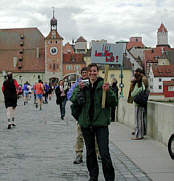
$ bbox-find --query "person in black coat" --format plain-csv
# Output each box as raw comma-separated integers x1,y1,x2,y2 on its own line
55,80,68,120
111,78,119,122
2,72,19,129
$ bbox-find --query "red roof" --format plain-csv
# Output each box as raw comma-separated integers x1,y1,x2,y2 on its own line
126,37,145,50
63,53,85,64
126,42,145,50
76,36,87,43
152,65,174,77
163,81,174,86
63,42,74,54
158,23,167,33
144,46,171,63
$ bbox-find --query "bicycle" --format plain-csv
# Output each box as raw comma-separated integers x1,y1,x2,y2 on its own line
168,133,174,160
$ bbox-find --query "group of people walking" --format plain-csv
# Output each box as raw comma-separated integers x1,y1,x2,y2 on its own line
1,64,148,181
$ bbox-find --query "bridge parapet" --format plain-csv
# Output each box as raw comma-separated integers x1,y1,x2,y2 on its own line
118,97,174,146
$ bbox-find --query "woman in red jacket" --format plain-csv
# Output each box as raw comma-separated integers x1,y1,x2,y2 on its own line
2,72,19,129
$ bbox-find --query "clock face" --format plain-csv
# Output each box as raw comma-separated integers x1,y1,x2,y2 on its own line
50,47,58,55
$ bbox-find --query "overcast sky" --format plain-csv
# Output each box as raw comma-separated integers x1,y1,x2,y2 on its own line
0,0,173,47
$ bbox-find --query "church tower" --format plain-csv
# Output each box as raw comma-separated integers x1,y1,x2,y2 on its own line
45,9,63,83
157,23,169,47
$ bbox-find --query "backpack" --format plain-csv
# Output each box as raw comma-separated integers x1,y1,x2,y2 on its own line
133,89,149,107
70,103,82,120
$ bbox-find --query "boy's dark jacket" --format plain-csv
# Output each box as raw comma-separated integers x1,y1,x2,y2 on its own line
70,77,118,128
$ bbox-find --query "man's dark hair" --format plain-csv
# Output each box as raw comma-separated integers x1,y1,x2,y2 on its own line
141,69,145,75
87,63,99,71
81,67,88,74
135,68,142,73
7,72,12,79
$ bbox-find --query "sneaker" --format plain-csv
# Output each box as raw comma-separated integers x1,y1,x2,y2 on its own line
8,124,11,129
131,137,144,140
73,155,83,164
61,116,64,120
12,123,16,127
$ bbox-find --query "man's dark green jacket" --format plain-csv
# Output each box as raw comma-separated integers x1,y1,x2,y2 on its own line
70,78,118,128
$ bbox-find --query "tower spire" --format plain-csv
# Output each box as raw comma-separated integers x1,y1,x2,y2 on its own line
50,7,57,31
52,6,55,18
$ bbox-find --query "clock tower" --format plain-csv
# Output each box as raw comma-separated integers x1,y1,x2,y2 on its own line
45,9,63,83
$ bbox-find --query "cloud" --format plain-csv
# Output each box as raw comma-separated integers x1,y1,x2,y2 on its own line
0,0,173,47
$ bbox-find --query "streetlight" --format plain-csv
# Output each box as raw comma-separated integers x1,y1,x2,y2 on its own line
119,52,127,97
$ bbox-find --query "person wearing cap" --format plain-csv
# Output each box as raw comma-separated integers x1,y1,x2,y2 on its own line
2,72,19,129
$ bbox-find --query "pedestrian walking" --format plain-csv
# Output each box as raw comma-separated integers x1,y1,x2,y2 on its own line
23,81,29,105
70,63,117,181
43,82,49,104
111,78,119,122
2,72,19,129
33,82,37,104
67,67,100,164
130,68,145,140
55,80,68,120
48,82,53,100
34,80,44,110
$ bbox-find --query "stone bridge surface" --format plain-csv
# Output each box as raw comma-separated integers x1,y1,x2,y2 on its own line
0,95,151,181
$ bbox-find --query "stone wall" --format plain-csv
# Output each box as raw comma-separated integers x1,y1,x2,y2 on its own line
118,97,174,146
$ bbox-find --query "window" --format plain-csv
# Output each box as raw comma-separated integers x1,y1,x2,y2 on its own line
48,40,52,44
18,57,23,62
20,34,24,39
53,63,56,70
20,41,24,46
52,31,56,39
19,49,23,54
168,86,174,91
74,65,80,70
159,85,162,89
66,65,72,70
110,74,115,79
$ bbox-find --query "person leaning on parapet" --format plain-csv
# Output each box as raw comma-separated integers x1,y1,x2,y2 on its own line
130,68,145,140
67,67,101,164
140,69,149,135
70,63,117,181
2,72,19,129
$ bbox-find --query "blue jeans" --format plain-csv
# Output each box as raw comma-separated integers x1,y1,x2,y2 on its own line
59,98,66,117
81,126,115,181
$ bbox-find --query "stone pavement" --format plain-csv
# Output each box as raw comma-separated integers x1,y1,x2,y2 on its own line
0,95,152,181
